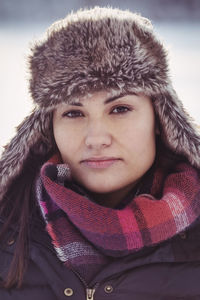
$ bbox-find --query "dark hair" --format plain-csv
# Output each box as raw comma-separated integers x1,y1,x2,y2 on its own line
0,148,54,289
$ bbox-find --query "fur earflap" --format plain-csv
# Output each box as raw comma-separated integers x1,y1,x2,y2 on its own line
0,109,53,201
1,6,200,201
153,89,200,167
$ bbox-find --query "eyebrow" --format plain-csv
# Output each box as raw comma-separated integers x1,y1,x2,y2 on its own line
69,92,132,106
104,93,127,104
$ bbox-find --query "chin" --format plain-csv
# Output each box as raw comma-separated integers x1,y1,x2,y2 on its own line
87,185,116,194
83,178,135,195
78,180,118,194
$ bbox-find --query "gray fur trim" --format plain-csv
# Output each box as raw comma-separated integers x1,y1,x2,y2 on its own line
153,89,200,167
1,6,200,201
0,109,53,201
29,7,168,107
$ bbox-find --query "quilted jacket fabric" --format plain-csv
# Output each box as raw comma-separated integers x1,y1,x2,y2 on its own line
1,214,200,300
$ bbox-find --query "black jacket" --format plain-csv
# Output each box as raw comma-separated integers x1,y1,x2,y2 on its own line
1,214,200,300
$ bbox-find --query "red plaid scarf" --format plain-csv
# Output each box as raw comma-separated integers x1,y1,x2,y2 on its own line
36,155,200,284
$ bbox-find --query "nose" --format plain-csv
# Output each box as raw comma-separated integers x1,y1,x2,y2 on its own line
84,120,112,150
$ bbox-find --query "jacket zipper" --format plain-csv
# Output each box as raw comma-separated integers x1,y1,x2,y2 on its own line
70,267,100,300
86,288,96,300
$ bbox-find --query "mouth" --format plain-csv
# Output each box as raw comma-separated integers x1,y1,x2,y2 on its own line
80,157,121,169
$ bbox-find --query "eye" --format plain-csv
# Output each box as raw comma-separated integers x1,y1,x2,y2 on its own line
62,110,84,118
111,105,132,114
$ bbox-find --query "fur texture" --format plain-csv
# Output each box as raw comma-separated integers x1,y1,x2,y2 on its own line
1,7,200,201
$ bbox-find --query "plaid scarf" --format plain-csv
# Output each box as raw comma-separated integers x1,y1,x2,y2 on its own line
36,155,200,284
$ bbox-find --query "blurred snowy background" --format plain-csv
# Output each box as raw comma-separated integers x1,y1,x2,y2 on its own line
0,0,200,154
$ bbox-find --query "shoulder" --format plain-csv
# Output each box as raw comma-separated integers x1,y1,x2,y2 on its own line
0,212,55,278
0,214,61,299
0,210,54,253
171,216,200,261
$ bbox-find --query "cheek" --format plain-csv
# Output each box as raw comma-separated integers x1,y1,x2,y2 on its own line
138,129,156,167
123,121,155,145
123,121,156,162
53,125,76,163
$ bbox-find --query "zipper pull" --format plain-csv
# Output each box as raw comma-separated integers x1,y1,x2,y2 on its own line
86,288,96,300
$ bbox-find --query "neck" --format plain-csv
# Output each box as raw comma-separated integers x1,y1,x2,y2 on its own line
88,183,139,208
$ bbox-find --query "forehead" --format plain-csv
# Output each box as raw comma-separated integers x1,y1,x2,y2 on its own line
53,92,154,120
54,90,151,112
69,90,126,105
68,89,146,107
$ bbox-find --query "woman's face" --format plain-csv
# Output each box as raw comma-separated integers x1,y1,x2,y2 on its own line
53,91,156,204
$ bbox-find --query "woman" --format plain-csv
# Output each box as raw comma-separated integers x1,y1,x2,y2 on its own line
1,6,200,300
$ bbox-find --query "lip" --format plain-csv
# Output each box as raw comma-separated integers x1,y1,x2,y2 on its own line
80,157,121,169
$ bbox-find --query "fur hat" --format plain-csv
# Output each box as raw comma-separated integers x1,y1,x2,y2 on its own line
1,6,200,201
